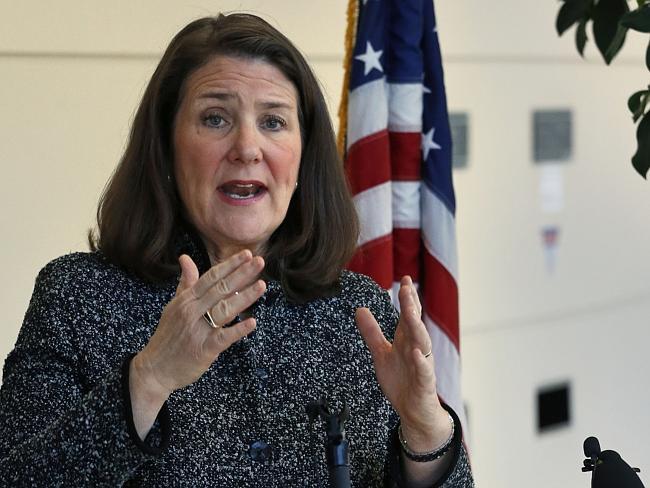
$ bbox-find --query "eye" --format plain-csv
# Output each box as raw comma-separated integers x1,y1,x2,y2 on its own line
202,113,228,128
261,115,287,131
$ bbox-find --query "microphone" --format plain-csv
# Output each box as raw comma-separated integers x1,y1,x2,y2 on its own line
581,436,645,488
584,436,601,461
306,398,351,488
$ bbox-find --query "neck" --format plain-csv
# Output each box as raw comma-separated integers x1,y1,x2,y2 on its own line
203,239,266,266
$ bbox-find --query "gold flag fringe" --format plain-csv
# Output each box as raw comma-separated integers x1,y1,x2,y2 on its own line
336,0,359,160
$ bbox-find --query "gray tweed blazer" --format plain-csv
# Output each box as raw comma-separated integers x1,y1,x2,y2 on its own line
0,233,473,487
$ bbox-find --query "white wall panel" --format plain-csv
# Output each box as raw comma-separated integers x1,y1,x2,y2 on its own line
463,298,650,487
0,56,156,346
436,0,648,62
445,61,650,330
0,1,348,57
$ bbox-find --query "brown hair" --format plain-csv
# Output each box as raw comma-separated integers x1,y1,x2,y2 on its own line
89,13,359,303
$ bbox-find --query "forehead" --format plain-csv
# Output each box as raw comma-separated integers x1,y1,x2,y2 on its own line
181,55,298,104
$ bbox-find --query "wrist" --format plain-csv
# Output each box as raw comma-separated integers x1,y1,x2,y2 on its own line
400,407,453,452
130,353,173,407
399,411,455,463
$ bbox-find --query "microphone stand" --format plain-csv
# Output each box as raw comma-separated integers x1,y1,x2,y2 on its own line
306,398,351,488
581,436,645,488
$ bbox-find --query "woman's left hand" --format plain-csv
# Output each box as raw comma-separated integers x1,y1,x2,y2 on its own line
355,276,451,452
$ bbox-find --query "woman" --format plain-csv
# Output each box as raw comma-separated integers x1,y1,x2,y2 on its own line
0,13,473,487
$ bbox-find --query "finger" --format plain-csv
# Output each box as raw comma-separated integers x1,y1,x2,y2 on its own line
404,276,422,316
196,256,265,309
219,256,265,298
398,280,419,335
207,317,257,352
176,255,200,294
205,279,267,325
199,256,264,306
399,276,422,331
397,280,431,354
192,249,254,298
355,308,392,360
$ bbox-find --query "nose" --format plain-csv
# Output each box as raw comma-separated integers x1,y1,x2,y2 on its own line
227,124,262,164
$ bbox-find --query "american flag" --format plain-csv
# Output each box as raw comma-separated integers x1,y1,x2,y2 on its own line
341,0,466,436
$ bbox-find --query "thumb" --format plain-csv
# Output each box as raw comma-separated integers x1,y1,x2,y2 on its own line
355,307,391,359
176,254,199,293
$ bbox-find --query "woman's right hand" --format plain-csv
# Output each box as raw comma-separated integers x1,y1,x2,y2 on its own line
130,250,265,416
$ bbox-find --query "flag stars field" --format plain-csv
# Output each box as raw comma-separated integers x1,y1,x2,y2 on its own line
421,127,442,160
354,41,384,76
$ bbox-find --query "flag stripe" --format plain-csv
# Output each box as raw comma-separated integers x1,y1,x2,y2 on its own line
348,235,393,289
387,83,423,132
345,131,391,195
392,181,420,228
422,251,459,348
393,228,420,282
354,181,392,246
389,132,421,181
421,184,458,281
347,79,388,149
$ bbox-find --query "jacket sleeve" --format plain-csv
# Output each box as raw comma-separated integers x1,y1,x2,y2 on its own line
386,405,475,488
0,260,171,486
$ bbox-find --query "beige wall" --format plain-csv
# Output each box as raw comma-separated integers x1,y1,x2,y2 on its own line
439,4,650,487
2,1,650,486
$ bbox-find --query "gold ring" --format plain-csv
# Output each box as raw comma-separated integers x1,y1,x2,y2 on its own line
203,311,220,329
423,349,433,359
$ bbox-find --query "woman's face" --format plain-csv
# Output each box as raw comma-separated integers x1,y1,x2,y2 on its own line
173,56,302,259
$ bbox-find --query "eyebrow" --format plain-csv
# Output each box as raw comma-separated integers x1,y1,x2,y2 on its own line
197,92,294,110
198,92,233,101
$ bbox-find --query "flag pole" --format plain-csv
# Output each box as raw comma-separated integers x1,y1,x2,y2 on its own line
337,0,358,159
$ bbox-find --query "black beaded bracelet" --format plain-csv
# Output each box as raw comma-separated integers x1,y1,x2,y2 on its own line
398,413,455,463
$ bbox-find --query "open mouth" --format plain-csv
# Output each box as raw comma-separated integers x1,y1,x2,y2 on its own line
218,181,267,200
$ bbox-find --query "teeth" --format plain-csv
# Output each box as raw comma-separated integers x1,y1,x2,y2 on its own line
221,182,262,199
224,192,256,199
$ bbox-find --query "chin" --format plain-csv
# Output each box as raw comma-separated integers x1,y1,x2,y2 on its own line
218,227,271,249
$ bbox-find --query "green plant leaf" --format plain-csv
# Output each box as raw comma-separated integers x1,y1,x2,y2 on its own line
620,5,650,33
576,18,589,56
604,23,628,63
628,89,647,115
556,0,591,35
646,38,650,70
593,0,630,64
631,112,650,178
